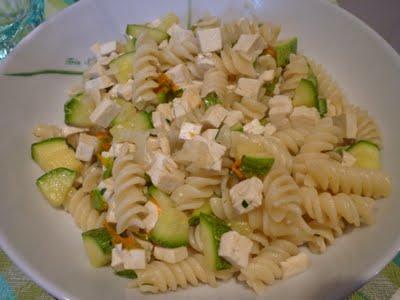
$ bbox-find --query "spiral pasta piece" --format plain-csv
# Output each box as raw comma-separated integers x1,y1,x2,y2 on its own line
299,186,375,227
306,221,345,253
232,96,268,120
159,31,199,67
32,124,61,141
132,34,160,107
307,57,347,116
200,68,228,100
64,188,105,231
346,104,382,147
131,254,232,293
238,239,299,294
209,176,241,221
305,159,391,199
273,127,310,155
112,154,148,233
217,46,257,78
280,54,309,96
171,175,221,211
189,225,203,252
81,163,102,192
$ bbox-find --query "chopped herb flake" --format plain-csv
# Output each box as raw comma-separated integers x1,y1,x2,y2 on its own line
242,200,249,208
204,92,222,109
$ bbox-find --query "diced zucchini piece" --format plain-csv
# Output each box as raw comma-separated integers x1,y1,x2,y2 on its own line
110,111,153,142
115,269,138,279
124,37,136,52
149,208,189,248
31,137,82,172
110,99,136,126
126,24,169,43
274,37,298,67
148,185,174,209
189,202,212,226
199,213,231,270
82,228,113,267
91,189,108,212
292,79,318,108
36,168,76,207
203,92,222,109
230,122,243,132
109,51,135,83
347,140,381,170
318,98,328,117
240,155,275,178
157,13,179,31
64,93,95,128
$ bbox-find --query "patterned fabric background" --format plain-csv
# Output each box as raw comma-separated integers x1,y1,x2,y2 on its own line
0,0,398,299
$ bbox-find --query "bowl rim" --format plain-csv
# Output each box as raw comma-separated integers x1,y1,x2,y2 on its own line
0,0,399,299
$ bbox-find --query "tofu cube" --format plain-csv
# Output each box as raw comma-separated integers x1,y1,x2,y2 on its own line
243,119,264,135
235,78,262,98
233,34,266,58
122,249,147,270
89,99,121,128
166,64,192,88
143,201,160,232
342,151,357,167
197,28,222,53
167,24,194,42
218,231,253,268
263,123,277,136
179,122,202,140
182,88,202,110
333,111,357,139
230,177,263,214
154,246,188,264
172,97,190,118
202,129,219,140
111,244,124,271
259,70,275,82
289,106,320,128
85,75,114,90
281,252,310,279
202,104,228,128
75,133,98,162
223,110,244,127
147,153,185,193
100,41,118,56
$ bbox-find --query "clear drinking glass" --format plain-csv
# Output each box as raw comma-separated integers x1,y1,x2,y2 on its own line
0,0,44,59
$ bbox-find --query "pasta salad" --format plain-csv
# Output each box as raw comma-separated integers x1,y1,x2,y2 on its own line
31,13,391,295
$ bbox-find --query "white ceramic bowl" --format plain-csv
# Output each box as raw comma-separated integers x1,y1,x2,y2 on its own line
0,0,399,299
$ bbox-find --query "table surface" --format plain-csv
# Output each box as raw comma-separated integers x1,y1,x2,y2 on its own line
1,0,399,299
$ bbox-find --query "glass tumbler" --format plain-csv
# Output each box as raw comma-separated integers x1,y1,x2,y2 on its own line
0,0,44,59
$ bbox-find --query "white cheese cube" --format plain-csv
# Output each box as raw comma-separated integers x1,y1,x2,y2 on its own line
87,63,106,78
342,151,357,167
100,41,118,56
166,64,192,88
243,119,264,135
333,111,357,139
111,244,124,271
281,252,310,279
235,78,262,98
114,79,133,100
264,123,277,136
61,126,88,137
167,24,194,42
122,249,147,270
106,198,117,223
89,99,121,128
202,104,228,128
143,201,160,232
172,97,190,118
179,122,202,140
218,231,253,268
202,129,219,140
223,110,244,127
197,28,222,52
147,153,185,193
75,133,98,162
85,75,114,90
233,34,266,58
230,177,263,214
259,70,275,82
154,246,188,264
289,106,320,128
182,88,202,110
135,239,154,262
